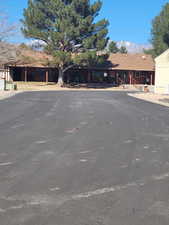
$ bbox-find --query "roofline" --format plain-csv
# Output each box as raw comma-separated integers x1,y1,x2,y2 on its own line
155,48,169,61
8,65,56,69
8,65,155,72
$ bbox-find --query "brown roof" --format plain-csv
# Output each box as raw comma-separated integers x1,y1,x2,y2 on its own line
108,53,155,71
14,49,52,67
10,49,155,71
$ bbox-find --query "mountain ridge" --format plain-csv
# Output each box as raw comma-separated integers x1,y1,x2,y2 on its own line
116,41,152,53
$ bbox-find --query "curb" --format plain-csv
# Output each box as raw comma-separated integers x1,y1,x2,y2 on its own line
128,93,169,108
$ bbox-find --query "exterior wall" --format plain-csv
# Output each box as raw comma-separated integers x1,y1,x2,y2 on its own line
131,71,155,85
0,68,12,81
109,70,154,86
0,69,5,79
155,50,169,94
155,66,169,94
0,79,5,90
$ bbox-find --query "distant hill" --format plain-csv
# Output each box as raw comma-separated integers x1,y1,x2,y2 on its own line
116,41,152,53
28,40,152,54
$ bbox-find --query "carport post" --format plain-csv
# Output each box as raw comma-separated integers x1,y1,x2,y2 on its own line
87,70,91,83
129,71,132,85
46,69,49,83
24,67,27,82
150,73,153,85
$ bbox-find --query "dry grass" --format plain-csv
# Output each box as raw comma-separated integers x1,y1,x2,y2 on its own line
14,82,137,91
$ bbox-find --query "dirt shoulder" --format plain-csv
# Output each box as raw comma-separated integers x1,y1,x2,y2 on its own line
128,92,169,107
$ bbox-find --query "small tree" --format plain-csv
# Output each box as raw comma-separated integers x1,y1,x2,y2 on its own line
21,0,109,86
119,46,127,54
108,41,119,53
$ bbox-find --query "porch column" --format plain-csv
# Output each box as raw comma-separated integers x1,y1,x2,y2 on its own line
129,71,132,85
116,72,119,85
87,70,91,83
4,67,8,81
7,68,12,82
46,69,49,83
4,67,7,81
150,72,153,85
24,67,27,82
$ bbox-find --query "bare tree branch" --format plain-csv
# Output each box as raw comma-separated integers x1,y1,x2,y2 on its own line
0,11,17,42
0,42,20,67
63,64,76,73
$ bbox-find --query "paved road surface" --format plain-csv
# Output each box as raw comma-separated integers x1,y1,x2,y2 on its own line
0,91,169,225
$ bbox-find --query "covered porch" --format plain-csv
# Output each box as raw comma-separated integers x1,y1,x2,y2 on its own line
108,70,155,86
9,66,59,83
65,69,155,86
9,66,155,86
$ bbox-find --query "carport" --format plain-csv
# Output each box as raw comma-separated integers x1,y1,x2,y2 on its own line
9,66,59,82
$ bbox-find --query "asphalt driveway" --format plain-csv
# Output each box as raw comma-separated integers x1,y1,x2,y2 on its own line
0,91,169,225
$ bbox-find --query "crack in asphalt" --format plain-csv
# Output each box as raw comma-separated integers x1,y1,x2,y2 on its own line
1,170,169,213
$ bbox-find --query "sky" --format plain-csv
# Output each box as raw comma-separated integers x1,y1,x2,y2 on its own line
1,0,169,44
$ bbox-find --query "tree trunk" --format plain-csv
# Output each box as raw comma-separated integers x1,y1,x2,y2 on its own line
57,68,64,87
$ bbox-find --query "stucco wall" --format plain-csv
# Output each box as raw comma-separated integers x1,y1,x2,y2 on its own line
0,79,5,90
0,69,12,82
155,50,169,94
0,70,5,80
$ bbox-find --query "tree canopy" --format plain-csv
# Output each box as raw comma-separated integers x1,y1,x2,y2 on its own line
108,41,128,54
151,3,169,57
21,0,109,85
108,41,119,53
119,46,127,54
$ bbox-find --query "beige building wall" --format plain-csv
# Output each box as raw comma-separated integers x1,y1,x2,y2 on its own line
155,49,169,94
0,69,7,80
0,69,12,82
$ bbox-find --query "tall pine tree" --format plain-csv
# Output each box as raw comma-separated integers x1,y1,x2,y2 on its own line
21,0,109,85
151,3,169,57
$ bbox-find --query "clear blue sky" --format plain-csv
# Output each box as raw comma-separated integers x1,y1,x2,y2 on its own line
1,0,169,44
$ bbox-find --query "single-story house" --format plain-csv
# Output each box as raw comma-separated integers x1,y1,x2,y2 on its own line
155,49,169,94
5,50,155,86
105,53,155,85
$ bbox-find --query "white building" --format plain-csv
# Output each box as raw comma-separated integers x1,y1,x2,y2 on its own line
155,49,169,94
